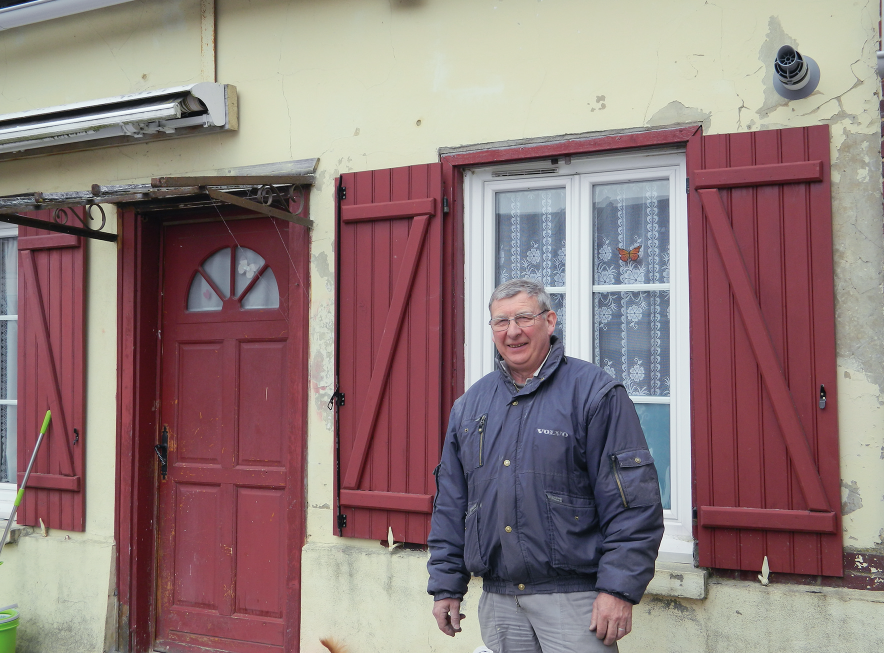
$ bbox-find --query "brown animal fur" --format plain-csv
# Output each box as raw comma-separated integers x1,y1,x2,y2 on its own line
320,638,347,653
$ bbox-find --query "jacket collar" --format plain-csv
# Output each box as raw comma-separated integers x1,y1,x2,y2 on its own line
495,336,566,396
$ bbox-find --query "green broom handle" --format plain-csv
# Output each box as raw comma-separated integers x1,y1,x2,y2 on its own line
0,410,51,561
16,410,53,505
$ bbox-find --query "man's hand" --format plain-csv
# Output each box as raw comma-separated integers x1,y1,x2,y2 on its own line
432,598,465,637
589,592,633,646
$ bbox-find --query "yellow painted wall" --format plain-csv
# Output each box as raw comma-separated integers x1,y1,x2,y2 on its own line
0,1,880,651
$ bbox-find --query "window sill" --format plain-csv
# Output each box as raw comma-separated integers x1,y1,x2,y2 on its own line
644,561,708,600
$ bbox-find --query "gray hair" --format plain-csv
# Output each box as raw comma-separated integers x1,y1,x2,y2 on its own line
488,278,552,313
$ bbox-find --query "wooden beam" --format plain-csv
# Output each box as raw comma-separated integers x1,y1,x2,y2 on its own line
339,490,433,514
152,175,314,188
699,506,837,533
694,161,824,189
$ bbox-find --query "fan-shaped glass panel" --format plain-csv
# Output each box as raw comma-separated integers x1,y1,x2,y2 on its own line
241,268,279,309
187,273,223,312
235,247,266,297
202,248,231,299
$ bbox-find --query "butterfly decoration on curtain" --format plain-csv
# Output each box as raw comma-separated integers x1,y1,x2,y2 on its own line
617,245,641,262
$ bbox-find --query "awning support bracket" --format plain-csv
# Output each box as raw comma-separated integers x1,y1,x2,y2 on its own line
1,205,117,242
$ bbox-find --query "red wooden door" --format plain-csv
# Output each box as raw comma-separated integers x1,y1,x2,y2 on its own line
155,218,295,653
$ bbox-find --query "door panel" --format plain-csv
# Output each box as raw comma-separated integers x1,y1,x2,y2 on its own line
156,218,293,653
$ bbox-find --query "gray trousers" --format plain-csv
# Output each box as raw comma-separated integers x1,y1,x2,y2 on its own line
478,591,618,653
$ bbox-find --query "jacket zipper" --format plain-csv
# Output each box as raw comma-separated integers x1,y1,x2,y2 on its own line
610,455,629,509
478,414,487,467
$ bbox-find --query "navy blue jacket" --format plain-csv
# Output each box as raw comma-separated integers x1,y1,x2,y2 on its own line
427,337,664,604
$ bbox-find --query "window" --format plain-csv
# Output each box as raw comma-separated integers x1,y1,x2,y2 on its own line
187,246,280,312
464,150,692,561
0,224,16,520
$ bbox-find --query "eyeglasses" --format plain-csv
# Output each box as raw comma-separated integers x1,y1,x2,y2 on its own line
488,310,549,331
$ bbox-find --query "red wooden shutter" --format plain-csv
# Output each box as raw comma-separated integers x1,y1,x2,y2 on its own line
16,212,86,532
687,125,841,575
335,164,444,544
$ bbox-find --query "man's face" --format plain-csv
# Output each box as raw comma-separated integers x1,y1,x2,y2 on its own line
489,292,557,383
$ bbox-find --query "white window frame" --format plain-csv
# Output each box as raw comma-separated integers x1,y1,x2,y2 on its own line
0,0,133,31
463,149,693,561
0,223,16,521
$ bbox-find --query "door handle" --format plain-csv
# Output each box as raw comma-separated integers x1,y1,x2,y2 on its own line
155,425,169,480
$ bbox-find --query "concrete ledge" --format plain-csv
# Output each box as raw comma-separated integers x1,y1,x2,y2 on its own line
645,562,708,599
0,520,27,546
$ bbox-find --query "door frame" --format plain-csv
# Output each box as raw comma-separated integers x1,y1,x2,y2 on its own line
115,205,310,653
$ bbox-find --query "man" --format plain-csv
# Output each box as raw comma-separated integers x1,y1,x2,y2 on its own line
427,279,664,652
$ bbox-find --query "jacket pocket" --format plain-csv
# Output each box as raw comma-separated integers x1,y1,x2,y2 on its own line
459,414,487,471
463,502,490,576
545,492,599,573
610,449,659,508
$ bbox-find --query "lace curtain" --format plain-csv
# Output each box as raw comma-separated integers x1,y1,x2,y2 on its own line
593,180,671,508
495,187,566,343
0,237,17,484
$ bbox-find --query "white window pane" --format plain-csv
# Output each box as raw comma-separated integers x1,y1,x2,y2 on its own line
549,292,565,347
495,187,566,287
235,247,266,298
202,248,231,299
0,237,16,316
593,180,670,286
187,273,223,312
0,405,16,484
0,320,16,401
594,290,670,397
634,403,670,510
241,268,279,310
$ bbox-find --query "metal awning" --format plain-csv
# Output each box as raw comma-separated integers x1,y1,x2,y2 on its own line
0,165,316,242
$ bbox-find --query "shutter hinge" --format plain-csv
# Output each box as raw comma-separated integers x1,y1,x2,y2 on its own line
337,184,347,201
692,507,698,522
327,387,345,410
819,384,827,409
73,428,79,446
337,513,347,529
442,196,450,214
686,177,690,194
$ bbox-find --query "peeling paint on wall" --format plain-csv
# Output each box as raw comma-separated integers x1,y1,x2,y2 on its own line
841,480,864,515
756,16,796,120
831,130,884,397
647,101,712,132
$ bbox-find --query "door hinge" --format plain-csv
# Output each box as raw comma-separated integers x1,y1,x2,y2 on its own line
337,184,347,201
686,177,690,194
442,196,450,214
337,513,347,529
327,387,345,410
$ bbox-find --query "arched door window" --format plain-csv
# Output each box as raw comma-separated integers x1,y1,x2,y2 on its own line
187,246,279,312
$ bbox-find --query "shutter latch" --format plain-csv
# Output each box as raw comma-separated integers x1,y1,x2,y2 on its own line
327,386,345,410
819,384,826,409
154,425,169,480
